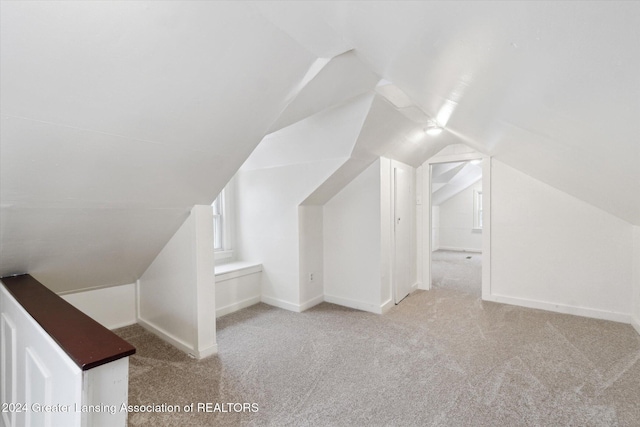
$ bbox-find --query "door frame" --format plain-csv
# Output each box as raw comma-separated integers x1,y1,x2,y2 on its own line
419,153,491,300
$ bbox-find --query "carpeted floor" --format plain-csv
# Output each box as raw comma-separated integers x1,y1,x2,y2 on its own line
431,249,482,297
115,288,640,426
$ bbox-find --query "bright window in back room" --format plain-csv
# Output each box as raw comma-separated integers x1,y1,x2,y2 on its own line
212,189,224,251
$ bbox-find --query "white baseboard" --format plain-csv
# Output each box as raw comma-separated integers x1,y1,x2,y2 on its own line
380,298,394,314
632,317,640,336
484,293,631,324
299,294,324,312
261,295,303,313
437,246,482,253
196,344,219,359
216,296,261,318
61,283,136,330
106,320,138,330
137,316,218,359
324,294,384,314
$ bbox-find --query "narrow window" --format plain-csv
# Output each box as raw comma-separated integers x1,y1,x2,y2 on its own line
473,189,483,229
212,190,224,251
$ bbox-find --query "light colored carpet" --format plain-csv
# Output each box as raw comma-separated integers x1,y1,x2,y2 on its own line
116,289,640,426
431,250,482,297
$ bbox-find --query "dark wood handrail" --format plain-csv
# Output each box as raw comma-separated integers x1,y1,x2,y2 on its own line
1,274,135,370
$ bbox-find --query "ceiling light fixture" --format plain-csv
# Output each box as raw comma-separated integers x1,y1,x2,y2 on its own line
425,121,444,136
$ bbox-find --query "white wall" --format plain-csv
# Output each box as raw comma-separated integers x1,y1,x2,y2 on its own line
299,206,325,309
380,158,393,308
137,205,216,359
1,283,83,427
61,284,136,330
324,159,384,313
431,206,440,251
438,181,482,252
633,226,640,334
235,159,343,311
235,94,372,311
489,160,634,322
215,263,261,318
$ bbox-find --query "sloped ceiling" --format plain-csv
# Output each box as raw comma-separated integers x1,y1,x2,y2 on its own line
1,1,639,292
431,162,482,206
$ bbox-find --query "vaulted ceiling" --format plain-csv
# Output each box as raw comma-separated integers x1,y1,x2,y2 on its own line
1,1,638,292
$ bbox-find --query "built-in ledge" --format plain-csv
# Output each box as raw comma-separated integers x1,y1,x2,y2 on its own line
1,274,135,370
215,261,262,282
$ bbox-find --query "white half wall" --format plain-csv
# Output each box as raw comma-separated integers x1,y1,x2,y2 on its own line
437,181,482,252
633,226,640,334
60,284,136,330
1,283,83,427
489,160,634,322
324,159,384,313
137,205,216,359
215,263,262,318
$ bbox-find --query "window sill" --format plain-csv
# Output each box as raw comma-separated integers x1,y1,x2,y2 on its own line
214,250,234,262
215,262,262,282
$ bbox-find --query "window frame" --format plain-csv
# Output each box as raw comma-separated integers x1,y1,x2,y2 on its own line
212,180,235,262
473,188,483,230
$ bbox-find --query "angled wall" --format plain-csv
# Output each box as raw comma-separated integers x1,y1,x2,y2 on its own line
324,159,384,312
137,205,216,359
235,95,373,311
0,1,316,293
489,161,634,322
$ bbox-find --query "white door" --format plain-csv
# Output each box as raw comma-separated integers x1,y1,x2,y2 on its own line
393,162,414,304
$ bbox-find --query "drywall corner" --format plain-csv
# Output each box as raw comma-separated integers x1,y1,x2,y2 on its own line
137,205,216,359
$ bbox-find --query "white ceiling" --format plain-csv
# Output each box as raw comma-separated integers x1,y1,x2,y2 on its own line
1,1,639,292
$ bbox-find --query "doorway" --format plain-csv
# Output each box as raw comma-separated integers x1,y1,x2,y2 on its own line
421,154,491,299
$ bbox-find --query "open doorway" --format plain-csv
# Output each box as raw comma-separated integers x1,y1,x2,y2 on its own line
429,159,483,297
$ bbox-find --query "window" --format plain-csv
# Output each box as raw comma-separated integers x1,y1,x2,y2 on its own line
212,190,224,251
473,189,483,230
211,180,235,262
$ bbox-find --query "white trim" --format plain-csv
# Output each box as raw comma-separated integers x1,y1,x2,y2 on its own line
137,316,217,358
427,152,484,164
423,154,491,298
216,296,261,318
380,298,394,314
136,317,195,355
481,157,492,300
104,320,137,330
261,295,302,313
56,282,133,296
632,317,640,336
215,262,262,281
324,294,385,314
299,295,324,312
484,293,631,324
436,246,482,253
195,344,218,359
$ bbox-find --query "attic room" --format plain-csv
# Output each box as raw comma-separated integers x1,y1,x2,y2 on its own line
1,1,639,426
